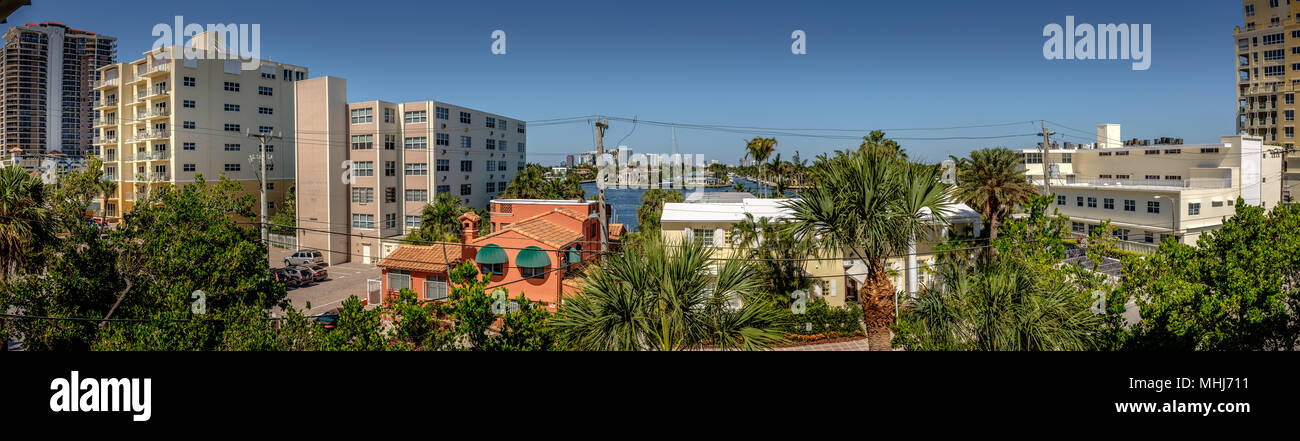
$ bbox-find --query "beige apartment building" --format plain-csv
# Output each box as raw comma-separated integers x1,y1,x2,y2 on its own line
1235,1,1300,199
0,21,115,169
91,34,307,222
293,76,526,265
1022,124,1281,250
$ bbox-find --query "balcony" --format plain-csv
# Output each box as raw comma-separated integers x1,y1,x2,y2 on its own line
1054,176,1231,190
136,108,169,120
143,87,169,100
93,117,116,127
149,172,170,181
93,136,118,145
93,78,118,89
141,64,169,78
93,98,118,109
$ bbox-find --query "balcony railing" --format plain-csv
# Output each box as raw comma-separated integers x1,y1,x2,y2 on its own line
93,78,118,88
1055,176,1231,189
150,172,170,181
94,98,118,107
93,118,116,126
93,136,118,145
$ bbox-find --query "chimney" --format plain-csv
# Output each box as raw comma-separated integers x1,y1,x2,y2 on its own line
458,212,481,243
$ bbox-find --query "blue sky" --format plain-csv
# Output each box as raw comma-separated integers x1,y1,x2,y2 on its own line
15,0,1239,164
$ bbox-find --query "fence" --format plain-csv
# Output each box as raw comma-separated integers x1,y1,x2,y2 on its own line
267,233,297,250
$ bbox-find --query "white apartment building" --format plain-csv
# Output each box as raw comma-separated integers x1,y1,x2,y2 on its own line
92,33,307,222
1021,124,1282,250
294,76,527,265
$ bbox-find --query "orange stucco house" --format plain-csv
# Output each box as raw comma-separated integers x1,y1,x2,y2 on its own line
376,199,621,311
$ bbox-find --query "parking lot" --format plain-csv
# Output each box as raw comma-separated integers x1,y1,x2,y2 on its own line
270,247,381,315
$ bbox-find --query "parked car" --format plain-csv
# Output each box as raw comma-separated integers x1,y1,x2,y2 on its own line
270,268,299,287
284,267,314,285
296,265,328,282
284,250,325,267
312,311,339,330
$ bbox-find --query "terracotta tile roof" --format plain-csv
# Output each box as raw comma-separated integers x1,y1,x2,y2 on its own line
608,223,625,240
476,215,582,249
377,243,463,273
551,207,588,221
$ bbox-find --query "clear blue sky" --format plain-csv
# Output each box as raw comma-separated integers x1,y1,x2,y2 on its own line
15,0,1238,164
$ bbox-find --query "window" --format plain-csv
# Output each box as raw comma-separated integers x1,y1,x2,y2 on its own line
498,162,507,171
498,120,507,131
518,123,526,134
352,214,375,229
1147,201,1161,214
1266,65,1285,77
224,164,241,172
518,143,525,153
350,108,373,124
1188,203,1201,216
1246,5,1255,17
1200,148,1220,154
517,162,525,171
385,161,396,177
426,276,449,300
403,110,427,123
183,100,196,108
1056,195,1066,205
460,160,473,172
1103,198,1114,210
436,159,450,171
460,184,472,195
437,185,451,194
353,161,374,177
404,137,428,149
183,142,196,151
435,107,449,120
1288,110,1295,121
459,112,471,124
1144,149,1159,155
1024,152,1043,164
351,134,374,150
183,121,195,129
385,187,397,203
1164,149,1181,154
521,266,545,279
1288,93,1295,105
1145,175,1159,180
1112,229,1130,241
1264,33,1285,45
223,81,240,92
486,160,496,172
485,117,496,128
1115,151,1129,156
436,133,449,146
223,124,241,132
1124,200,1136,212
1076,196,1084,207
486,139,496,150
1071,222,1085,234
183,164,195,172
224,103,240,112
351,187,374,203
259,107,273,115
224,143,241,151
1211,200,1225,207
183,76,196,87
1144,232,1155,244
405,216,421,228
404,163,428,176
693,228,715,247
1265,49,1285,61
258,86,273,96
460,136,472,148
383,108,394,123
384,135,396,150
405,189,428,202
486,182,496,193
1087,197,1097,208
1165,175,1182,181
259,126,273,134
481,262,503,275
261,71,276,80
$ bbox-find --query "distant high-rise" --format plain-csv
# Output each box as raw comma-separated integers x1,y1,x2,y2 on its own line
1236,1,1300,199
0,21,116,166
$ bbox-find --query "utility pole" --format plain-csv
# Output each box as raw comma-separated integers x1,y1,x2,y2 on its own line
247,130,282,244
595,117,610,253
1037,121,1056,195
1269,145,1298,207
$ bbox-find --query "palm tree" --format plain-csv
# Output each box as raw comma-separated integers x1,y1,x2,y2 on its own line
951,147,1036,240
500,164,585,200
785,145,951,349
895,254,1102,351
744,137,777,197
0,165,55,280
552,237,786,350
408,193,468,243
635,188,684,233
860,130,907,159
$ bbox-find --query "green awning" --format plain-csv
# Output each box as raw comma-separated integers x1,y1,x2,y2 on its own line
516,246,551,268
567,249,581,263
475,244,507,264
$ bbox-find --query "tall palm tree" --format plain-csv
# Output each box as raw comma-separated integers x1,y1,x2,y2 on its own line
860,130,907,159
745,137,777,197
951,147,1036,240
896,254,1102,351
408,193,468,243
785,146,951,349
552,237,785,350
0,165,55,280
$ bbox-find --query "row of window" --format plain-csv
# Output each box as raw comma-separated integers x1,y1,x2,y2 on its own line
1057,195,1220,215
350,159,523,175
350,134,524,151
348,107,524,133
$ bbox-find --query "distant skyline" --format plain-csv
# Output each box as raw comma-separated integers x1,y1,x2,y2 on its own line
12,0,1238,164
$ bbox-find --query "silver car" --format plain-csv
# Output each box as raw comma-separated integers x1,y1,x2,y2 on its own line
284,250,325,267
